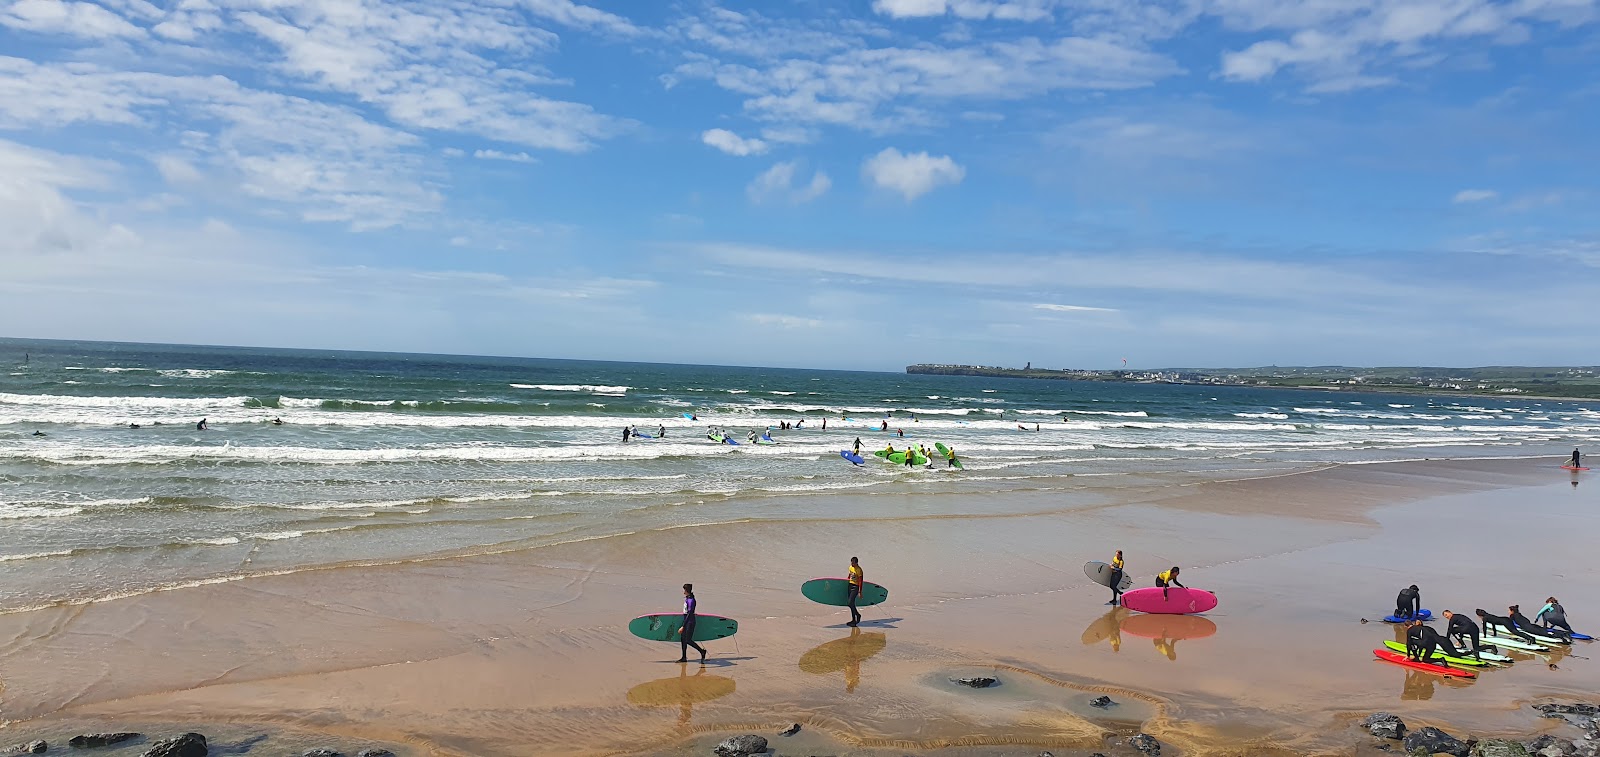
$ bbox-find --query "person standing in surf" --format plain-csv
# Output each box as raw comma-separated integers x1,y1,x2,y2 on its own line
677,583,707,664
1572,448,1583,468
1107,550,1125,606
1155,566,1184,600
944,445,958,468
846,557,864,627
1394,585,1421,620
853,437,863,456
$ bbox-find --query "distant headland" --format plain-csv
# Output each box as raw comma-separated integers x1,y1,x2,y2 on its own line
906,363,1600,400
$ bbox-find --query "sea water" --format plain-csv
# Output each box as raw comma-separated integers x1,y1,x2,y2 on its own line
2,338,1596,611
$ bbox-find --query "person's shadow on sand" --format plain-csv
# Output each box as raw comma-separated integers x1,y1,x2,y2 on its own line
826,617,902,629
656,656,755,667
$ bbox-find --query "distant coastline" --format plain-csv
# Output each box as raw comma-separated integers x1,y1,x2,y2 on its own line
906,363,1600,401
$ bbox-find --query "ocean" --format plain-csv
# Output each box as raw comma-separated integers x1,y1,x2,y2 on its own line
3,337,1596,613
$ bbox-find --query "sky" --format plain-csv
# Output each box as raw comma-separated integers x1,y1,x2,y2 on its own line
1,0,1597,371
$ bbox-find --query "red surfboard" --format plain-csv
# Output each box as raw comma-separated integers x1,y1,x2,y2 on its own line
1563,465,1589,471
1373,648,1476,678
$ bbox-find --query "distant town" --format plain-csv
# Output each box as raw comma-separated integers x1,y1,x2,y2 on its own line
906,363,1600,400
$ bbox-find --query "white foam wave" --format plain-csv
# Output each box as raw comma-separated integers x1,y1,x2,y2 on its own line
0,549,75,562
158,369,236,379
509,384,629,393
1235,412,1290,420
0,505,82,519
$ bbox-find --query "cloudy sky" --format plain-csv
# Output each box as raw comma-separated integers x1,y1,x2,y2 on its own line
1,0,1597,370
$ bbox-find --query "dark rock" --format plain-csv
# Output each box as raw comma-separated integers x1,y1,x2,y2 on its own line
1365,712,1408,740
1403,726,1469,757
1472,740,1530,757
7,743,47,754
778,724,800,737
142,733,206,757
1538,705,1600,718
1090,696,1116,708
1526,737,1577,757
1128,733,1161,756
69,734,140,749
302,751,341,757
712,734,767,757
949,677,996,688
1038,752,1054,757
357,751,395,757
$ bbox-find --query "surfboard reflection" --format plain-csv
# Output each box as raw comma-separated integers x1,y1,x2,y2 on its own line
799,627,887,693
1118,613,1217,661
626,665,736,727
1081,607,1130,653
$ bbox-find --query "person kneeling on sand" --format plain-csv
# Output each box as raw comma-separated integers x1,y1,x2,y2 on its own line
1155,566,1184,600
1394,584,1421,620
1406,619,1458,665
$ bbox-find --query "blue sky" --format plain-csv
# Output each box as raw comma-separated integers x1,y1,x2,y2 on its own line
1,0,1597,371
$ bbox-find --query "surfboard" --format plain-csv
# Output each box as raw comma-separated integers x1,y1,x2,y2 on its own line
1380,640,1493,667
934,442,963,469
1373,648,1476,678
682,413,696,419
1563,465,1589,471
801,578,888,607
1481,632,1552,652
840,450,865,465
1120,587,1218,615
633,432,654,439
1120,613,1216,640
1382,609,1432,623
628,614,739,643
1512,621,1574,644
1084,561,1133,591
724,437,740,445
885,451,929,465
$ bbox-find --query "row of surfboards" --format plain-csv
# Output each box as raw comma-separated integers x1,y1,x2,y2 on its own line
1372,608,1593,678
627,578,888,642
839,442,964,469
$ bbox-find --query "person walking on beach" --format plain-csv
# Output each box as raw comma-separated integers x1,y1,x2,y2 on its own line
1394,585,1421,620
1107,550,1126,606
677,583,708,664
1477,608,1536,643
846,557,864,627
1442,610,1482,660
1155,566,1184,600
1537,598,1576,637
1571,448,1583,468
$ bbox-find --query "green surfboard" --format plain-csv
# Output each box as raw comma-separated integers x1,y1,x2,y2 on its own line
934,443,962,469
1380,639,1494,667
885,451,929,465
801,578,888,607
628,614,739,642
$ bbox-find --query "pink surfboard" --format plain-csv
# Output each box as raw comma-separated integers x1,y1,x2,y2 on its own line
1120,587,1218,615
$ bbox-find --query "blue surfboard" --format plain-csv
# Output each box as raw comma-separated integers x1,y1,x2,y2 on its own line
840,450,865,465
1382,609,1432,623
633,432,654,439
682,413,695,419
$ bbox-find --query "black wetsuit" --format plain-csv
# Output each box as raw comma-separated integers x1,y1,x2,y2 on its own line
1479,610,1535,642
622,427,630,443
1538,602,1575,636
1513,608,1569,642
1395,587,1421,619
1407,623,1457,662
680,596,706,662
1447,614,1481,659
1573,450,1582,468
846,583,862,625
1109,561,1125,605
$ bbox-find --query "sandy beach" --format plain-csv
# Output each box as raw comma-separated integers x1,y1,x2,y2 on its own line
1,457,1595,756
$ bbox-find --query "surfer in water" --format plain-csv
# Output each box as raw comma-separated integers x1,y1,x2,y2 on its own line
881,420,888,432
853,437,863,455
1394,585,1421,620
196,418,208,431
846,557,864,626
1107,550,1125,606
903,446,916,467
658,424,666,438
622,426,631,443
1537,598,1576,637
677,584,708,664
1476,608,1536,643
1442,610,1481,660
944,445,957,468
272,417,284,425
1155,567,1184,600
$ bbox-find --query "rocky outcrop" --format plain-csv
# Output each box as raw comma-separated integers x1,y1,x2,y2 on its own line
6,743,47,755
302,750,341,757
777,724,800,737
949,676,996,688
357,750,395,757
712,734,767,757
1472,740,1531,757
1090,696,1116,708
1403,726,1469,757
141,733,206,757
68,734,140,749
1365,713,1408,740
1128,733,1161,756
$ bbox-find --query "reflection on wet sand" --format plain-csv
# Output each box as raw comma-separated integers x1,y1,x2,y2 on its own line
1399,666,1476,701
626,665,736,727
1081,607,1130,652
1119,613,1218,661
799,627,887,693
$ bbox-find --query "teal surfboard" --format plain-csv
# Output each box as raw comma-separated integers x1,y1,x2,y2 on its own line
628,613,739,642
801,578,888,607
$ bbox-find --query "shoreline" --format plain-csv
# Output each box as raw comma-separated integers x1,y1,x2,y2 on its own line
0,457,1595,756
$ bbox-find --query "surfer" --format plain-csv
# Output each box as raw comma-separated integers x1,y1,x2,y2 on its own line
1512,604,1568,642
1442,610,1481,660
128,423,141,429
1394,585,1421,620
1107,550,1125,606
622,426,631,443
1537,598,1576,637
1405,619,1457,665
1476,608,1536,643
853,438,863,455
881,420,888,431
677,584,708,664
944,445,957,468
821,418,827,430
1155,567,1185,600
1571,448,1582,468
658,424,666,438
196,418,208,431
31,430,45,437
846,557,864,627
272,417,283,426
903,447,916,467
1034,423,1040,431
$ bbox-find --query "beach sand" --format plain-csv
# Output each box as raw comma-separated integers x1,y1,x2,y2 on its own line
1,458,1595,756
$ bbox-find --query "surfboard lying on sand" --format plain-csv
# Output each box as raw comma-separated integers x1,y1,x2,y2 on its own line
801,578,889,607
1481,632,1553,652
1380,639,1494,667
1120,587,1218,615
628,614,739,642
1084,561,1133,591
1562,465,1589,471
1382,609,1432,623
1373,648,1476,678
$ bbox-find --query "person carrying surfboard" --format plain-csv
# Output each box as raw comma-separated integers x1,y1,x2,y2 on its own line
677,583,708,664
943,445,957,468
1108,550,1126,606
1394,585,1421,620
846,557,864,627
1155,567,1184,600
1442,610,1482,661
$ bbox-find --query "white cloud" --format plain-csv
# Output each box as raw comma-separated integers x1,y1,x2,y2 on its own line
1453,188,1498,204
0,0,144,39
871,0,1058,22
474,149,537,163
701,128,768,156
862,148,964,201
747,161,831,205
745,313,824,328
153,154,202,184
1034,303,1118,313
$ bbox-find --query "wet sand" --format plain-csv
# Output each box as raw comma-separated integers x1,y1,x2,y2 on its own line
1,458,1595,756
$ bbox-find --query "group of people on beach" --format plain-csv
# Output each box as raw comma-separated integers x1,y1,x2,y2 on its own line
1102,550,1186,605
1395,584,1578,666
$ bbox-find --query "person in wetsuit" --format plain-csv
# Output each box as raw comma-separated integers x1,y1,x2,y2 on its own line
853,437,863,455
903,445,916,467
1511,604,1569,642
1395,585,1421,620
1107,550,1126,606
658,424,666,438
1406,619,1458,664
196,418,208,431
1477,608,1536,642
677,583,707,664
1442,610,1481,660
622,426,631,443
1572,448,1583,468
1537,597,1576,637
944,445,958,467
1155,566,1185,600
846,557,864,627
